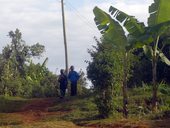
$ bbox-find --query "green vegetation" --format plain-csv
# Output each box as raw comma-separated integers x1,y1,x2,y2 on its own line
1,86,170,127
48,96,98,123
87,39,115,118
0,29,59,98
91,0,170,118
0,95,29,113
0,0,170,127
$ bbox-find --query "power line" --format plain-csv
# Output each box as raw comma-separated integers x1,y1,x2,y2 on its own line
65,0,98,32
65,0,99,34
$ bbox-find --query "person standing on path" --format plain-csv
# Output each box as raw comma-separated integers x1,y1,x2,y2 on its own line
58,69,68,98
68,66,80,96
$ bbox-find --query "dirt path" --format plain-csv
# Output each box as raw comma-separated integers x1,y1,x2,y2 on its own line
10,98,76,124
1,98,170,128
15,98,56,123
0,98,81,128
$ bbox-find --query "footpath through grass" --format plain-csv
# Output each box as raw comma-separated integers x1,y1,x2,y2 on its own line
0,95,96,128
0,87,170,128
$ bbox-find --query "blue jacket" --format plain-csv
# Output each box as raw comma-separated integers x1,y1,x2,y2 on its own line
68,71,80,82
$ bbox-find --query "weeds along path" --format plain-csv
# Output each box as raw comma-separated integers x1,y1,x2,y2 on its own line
1,97,170,128
0,98,82,128
18,98,57,123
0,97,97,128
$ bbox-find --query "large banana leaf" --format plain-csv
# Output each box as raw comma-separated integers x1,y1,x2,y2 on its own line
109,6,145,36
129,21,170,48
148,0,170,26
158,50,170,65
93,7,127,50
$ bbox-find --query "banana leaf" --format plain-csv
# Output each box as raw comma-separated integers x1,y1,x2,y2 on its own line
158,50,170,65
148,0,170,26
93,7,127,50
143,45,153,59
109,6,145,36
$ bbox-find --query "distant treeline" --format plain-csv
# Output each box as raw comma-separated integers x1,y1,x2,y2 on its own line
0,29,88,98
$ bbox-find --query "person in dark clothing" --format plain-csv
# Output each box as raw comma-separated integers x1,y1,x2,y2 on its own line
68,66,80,96
58,69,67,98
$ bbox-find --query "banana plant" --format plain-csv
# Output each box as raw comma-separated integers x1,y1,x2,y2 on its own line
110,0,170,111
26,57,49,84
93,0,170,113
145,0,170,111
93,7,144,118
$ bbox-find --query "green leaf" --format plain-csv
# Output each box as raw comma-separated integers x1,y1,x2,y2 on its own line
127,32,154,50
130,21,170,48
148,0,170,26
146,21,170,37
109,6,145,36
158,50,170,65
93,7,127,50
143,45,153,59
41,57,48,67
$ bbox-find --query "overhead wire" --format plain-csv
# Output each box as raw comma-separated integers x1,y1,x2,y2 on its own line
64,0,99,34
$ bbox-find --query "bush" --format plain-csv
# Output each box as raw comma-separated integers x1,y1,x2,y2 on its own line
31,85,44,98
159,82,170,96
87,40,116,118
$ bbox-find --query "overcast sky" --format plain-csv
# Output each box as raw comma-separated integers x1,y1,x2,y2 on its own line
0,0,153,74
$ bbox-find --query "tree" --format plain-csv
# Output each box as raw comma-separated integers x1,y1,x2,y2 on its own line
93,6,138,118
144,1,170,110
0,29,58,98
93,0,170,112
6,28,45,77
87,38,115,118
0,60,22,96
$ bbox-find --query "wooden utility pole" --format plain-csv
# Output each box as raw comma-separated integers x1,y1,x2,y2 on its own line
61,0,69,75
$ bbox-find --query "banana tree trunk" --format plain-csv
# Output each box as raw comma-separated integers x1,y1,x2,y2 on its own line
152,36,160,112
152,55,158,111
122,52,128,118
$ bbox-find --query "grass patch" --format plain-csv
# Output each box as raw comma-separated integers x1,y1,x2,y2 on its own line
46,96,100,125
0,95,30,113
0,84,170,128
0,113,23,126
0,121,78,128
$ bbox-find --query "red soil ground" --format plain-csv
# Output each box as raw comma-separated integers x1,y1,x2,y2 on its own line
3,98,170,128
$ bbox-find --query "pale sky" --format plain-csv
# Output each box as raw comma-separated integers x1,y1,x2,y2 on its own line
0,0,153,74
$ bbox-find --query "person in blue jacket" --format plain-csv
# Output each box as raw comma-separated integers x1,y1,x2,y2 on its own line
58,69,68,98
68,66,80,96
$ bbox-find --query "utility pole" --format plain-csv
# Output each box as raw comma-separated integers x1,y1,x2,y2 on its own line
61,0,69,75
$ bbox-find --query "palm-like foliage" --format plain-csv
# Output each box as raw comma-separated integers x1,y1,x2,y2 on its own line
109,6,145,36
26,57,49,83
93,0,170,112
146,0,170,111
93,7,140,118
93,7,127,50
148,0,170,26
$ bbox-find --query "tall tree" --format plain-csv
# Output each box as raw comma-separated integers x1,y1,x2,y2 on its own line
0,29,47,97
4,29,45,77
